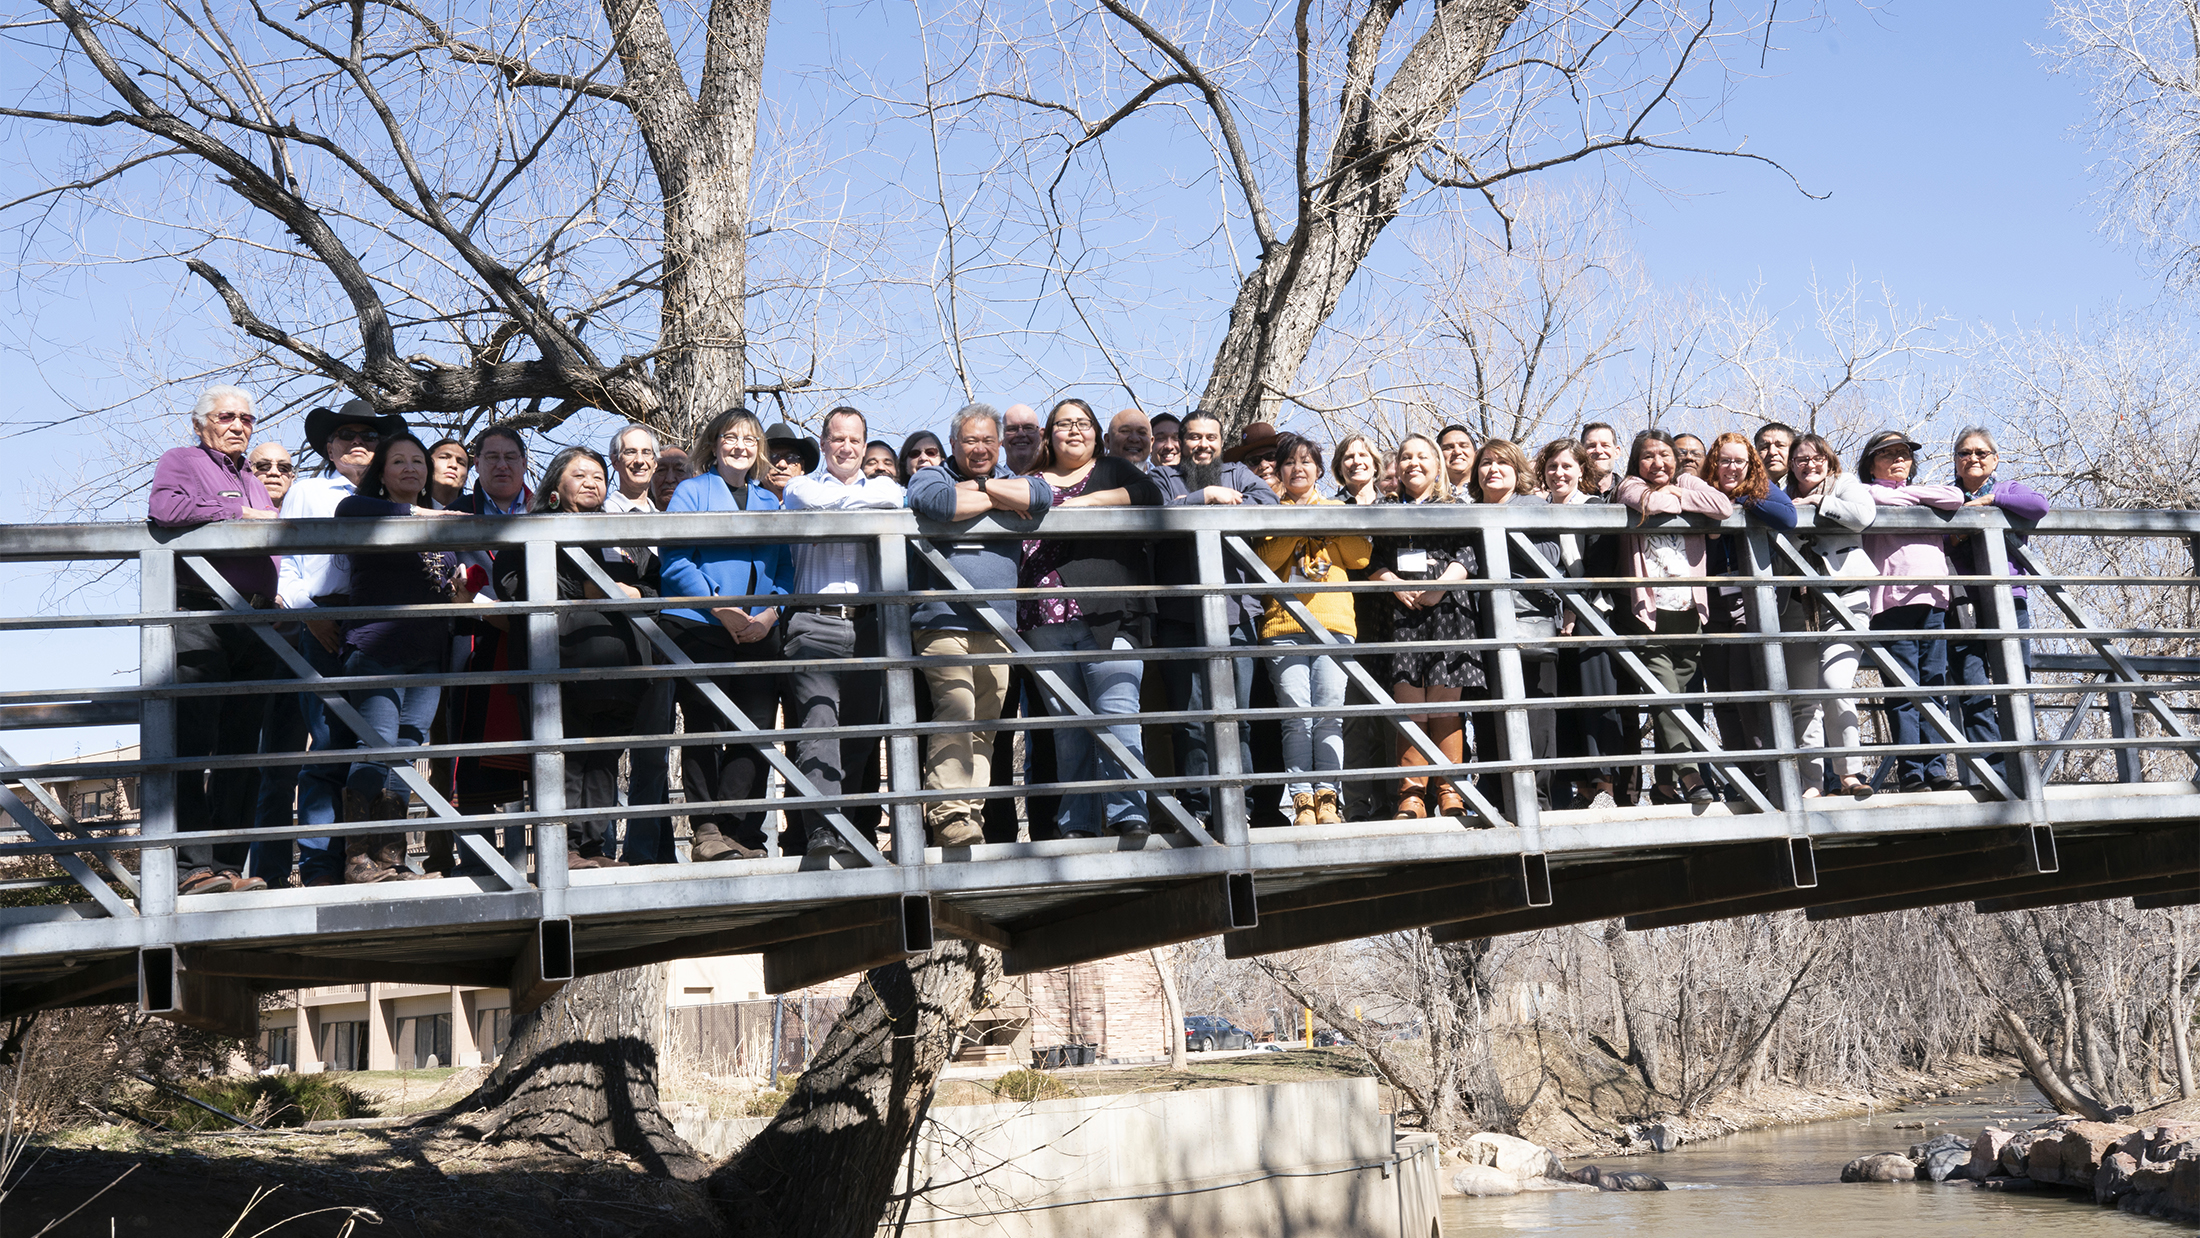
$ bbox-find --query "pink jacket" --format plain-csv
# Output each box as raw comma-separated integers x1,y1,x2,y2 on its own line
1864,480,1964,613
1616,474,1735,628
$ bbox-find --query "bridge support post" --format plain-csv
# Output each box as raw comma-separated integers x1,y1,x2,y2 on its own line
1477,525,1543,853
524,540,566,911
138,548,178,915
1980,514,2055,871
1194,530,1249,845
875,533,929,863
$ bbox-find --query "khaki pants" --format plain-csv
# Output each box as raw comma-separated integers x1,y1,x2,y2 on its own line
915,629,1011,832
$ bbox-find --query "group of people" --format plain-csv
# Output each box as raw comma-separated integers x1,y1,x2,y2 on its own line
147,386,2046,894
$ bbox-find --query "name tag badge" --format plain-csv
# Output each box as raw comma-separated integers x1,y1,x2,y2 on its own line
219,490,242,498
1397,548,1430,576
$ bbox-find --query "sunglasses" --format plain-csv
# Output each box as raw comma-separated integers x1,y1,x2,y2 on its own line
769,450,806,465
331,427,380,444
249,460,296,475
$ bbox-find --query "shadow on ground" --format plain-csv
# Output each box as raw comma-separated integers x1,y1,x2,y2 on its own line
8,1127,722,1238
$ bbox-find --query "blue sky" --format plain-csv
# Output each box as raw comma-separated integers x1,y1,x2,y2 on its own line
1627,2,2156,330
0,1,2169,765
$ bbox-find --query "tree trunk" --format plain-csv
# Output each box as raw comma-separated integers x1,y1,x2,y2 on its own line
1151,948,1188,1070
2171,910,2196,1099
1603,920,1665,1097
1192,0,1528,438
447,964,709,1179
605,0,769,447
709,939,1000,1235
1942,920,2112,1121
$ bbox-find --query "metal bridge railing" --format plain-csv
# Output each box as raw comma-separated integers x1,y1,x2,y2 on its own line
2,502,2196,927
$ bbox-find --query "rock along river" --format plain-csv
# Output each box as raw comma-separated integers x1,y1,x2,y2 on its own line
1441,1079,2185,1235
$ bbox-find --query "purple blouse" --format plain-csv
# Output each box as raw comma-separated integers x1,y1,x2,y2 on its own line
148,443,278,599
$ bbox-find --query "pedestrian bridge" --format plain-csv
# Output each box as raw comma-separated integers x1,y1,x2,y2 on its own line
2,503,2194,1036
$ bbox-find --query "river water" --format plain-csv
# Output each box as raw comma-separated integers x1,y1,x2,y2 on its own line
1440,1079,2181,1235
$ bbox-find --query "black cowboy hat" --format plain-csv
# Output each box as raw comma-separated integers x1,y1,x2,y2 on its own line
303,399,408,457
762,421,820,473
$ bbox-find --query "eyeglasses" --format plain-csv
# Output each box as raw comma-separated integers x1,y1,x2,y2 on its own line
331,427,379,444
1790,454,1825,466
719,432,760,447
1053,421,1095,436
249,460,296,475
208,410,256,427
1956,448,1996,459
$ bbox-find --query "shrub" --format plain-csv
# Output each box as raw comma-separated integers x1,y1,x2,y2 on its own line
138,1073,377,1131
992,1069,1069,1104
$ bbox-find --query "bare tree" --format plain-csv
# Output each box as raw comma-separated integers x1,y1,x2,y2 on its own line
2047,0,2200,291
912,0,1818,437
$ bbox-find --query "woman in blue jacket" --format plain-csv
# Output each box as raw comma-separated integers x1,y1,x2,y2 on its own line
658,406,793,861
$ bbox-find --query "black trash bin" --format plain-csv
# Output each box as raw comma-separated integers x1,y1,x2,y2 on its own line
1072,1043,1097,1066
1034,1045,1070,1070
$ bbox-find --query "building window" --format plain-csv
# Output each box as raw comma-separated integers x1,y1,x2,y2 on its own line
320,1020,368,1072
261,1025,293,1070
76,788,114,818
395,1014,451,1070
479,1007,511,1060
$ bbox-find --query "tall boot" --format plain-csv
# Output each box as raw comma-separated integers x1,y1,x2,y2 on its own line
421,830,456,875
1393,735,1429,819
1432,714,1469,818
342,789,388,884
369,791,423,880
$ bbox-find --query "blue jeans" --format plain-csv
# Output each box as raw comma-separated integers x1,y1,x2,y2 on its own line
1952,597,2030,784
1267,633,1350,796
1025,620,1146,836
342,649,442,801
1158,616,1255,820
1871,603,1949,785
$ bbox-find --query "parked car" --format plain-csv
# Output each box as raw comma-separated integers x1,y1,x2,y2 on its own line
1313,1029,1352,1048
1183,1015,1254,1052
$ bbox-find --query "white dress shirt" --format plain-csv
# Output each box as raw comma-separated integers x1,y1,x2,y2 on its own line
276,473,357,608
779,469,904,596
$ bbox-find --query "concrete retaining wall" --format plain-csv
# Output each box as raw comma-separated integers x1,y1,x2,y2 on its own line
674,1076,1441,1237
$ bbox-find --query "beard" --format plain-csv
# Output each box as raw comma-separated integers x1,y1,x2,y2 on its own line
1179,458,1223,492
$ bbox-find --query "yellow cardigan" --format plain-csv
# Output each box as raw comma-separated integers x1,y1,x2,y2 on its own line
1256,494,1373,640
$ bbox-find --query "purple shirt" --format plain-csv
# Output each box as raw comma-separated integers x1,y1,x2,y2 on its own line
148,443,278,600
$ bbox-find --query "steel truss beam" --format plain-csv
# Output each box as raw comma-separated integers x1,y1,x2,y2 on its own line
1624,828,2054,930
1804,828,2200,920
762,896,933,994
1226,858,1528,958
139,946,259,1039
1422,839,1821,945
572,899,909,976
1002,874,1256,975
0,955,139,1015
1974,873,2198,914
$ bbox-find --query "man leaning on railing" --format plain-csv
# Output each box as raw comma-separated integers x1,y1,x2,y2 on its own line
905,403,1054,848
147,384,285,896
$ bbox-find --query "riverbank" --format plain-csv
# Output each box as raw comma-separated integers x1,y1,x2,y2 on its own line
1449,1077,2190,1236
1493,1024,2021,1158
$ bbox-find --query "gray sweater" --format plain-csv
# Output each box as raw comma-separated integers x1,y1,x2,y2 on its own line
905,462,1053,631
